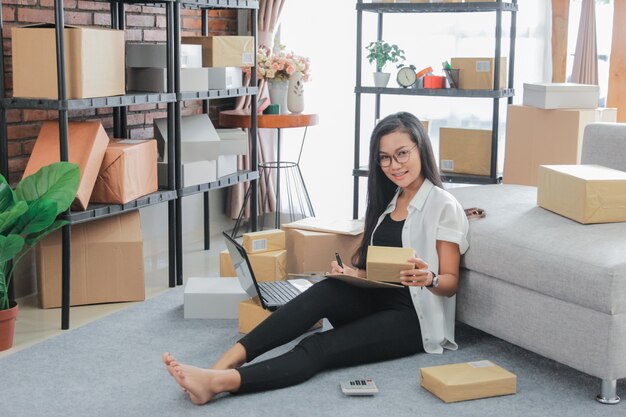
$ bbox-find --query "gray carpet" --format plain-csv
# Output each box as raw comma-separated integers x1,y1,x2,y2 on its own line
1,287,624,417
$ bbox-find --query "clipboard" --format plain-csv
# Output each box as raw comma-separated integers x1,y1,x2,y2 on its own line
324,274,403,289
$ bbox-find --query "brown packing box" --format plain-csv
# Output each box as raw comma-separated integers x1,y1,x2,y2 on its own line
181,36,254,67
23,121,109,210
366,246,415,283
420,361,516,403
503,105,617,186
242,229,286,254
247,250,288,282
36,211,145,309
238,297,322,334
12,24,125,99
439,127,492,176
283,228,363,274
90,140,158,204
450,57,507,90
537,165,626,224
220,249,237,277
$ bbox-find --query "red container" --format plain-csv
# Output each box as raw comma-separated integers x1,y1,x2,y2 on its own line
424,75,445,89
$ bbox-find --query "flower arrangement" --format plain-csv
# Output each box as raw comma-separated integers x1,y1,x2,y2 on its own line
245,45,311,82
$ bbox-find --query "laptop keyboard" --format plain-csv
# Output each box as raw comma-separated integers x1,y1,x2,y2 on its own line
259,280,301,305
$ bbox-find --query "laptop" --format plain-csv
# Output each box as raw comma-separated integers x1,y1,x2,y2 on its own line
222,232,313,311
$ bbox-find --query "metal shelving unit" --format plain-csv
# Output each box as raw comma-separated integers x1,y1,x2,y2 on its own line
0,0,260,328
353,0,518,218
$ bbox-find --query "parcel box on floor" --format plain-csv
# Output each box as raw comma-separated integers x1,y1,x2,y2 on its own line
242,229,285,254
537,165,626,224
503,105,617,186
420,360,516,403
366,246,415,283
450,57,507,90
181,36,254,67
220,249,287,282
36,211,145,309
184,277,249,319
23,121,109,210
12,24,125,99
90,139,158,204
439,127,493,176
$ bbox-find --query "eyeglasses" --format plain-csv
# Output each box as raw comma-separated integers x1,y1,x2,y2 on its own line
376,145,418,167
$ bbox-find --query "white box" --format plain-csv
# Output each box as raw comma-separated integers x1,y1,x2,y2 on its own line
218,154,238,178
154,114,220,163
157,160,217,188
183,277,249,319
207,67,243,90
216,128,248,155
126,43,202,68
127,67,209,93
523,83,600,109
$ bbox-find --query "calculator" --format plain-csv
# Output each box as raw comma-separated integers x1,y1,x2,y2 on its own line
340,379,379,396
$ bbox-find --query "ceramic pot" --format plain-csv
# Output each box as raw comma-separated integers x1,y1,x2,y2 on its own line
0,301,18,352
373,72,391,88
287,71,305,114
268,79,289,115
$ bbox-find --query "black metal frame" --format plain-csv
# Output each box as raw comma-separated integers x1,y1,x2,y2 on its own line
352,0,518,219
0,0,260,329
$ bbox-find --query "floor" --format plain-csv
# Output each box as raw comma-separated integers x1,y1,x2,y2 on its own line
0,237,226,359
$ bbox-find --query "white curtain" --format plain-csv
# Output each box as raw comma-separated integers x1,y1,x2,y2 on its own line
571,0,599,84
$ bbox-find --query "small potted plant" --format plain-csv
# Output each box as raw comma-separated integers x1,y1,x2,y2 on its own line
365,40,406,88
0,161,79,351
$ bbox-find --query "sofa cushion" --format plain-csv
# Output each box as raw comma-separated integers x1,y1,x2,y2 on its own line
449,184,626,315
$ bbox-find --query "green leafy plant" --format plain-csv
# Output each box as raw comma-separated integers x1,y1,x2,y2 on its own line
365,40,406,73
0,162,80,310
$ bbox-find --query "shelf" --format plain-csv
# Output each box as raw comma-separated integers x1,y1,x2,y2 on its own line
0,93,177,111
179,170,259,197
358,1,518,14
60,190,178,224
178,86,259,102
352,166,501,185
178,0,259,9
356,86,514,98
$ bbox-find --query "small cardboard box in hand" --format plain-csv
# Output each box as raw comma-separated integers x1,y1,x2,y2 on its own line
366,246,415,283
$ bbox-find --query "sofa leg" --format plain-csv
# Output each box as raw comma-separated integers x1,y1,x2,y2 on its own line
596,379,620,404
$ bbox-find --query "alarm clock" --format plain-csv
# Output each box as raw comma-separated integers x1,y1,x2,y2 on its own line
396,65,417,88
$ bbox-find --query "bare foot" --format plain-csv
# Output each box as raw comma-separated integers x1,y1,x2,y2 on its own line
163,352,241,405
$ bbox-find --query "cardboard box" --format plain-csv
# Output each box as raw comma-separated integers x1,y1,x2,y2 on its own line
157,160,217,188
282,217,365,236
12,24,125,99
126,67,209,93
537,165,626,224
283,228,363,274
23,121,109,211
238,297,323,334
208,67,244,90
503,105,617,186
366,246,415,283
440,127,492,176
523,83,600,109
420,360,516,403
450,57,507,90
125,43,202,68
153,114,220,163
220,249,237,277
184,277,249,319
90,140,158,204
242,229,286,254
36,211,145,309
181,36,254,67
248,250,288,282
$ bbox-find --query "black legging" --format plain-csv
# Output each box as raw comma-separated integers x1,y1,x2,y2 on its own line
236,279,424,393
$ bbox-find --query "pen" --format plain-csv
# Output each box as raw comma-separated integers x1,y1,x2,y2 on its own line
335,252,344,268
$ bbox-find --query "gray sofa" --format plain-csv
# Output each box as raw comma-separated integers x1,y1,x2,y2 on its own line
449,123,626,404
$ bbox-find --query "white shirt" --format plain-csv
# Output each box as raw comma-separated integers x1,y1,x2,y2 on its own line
372,179,469,354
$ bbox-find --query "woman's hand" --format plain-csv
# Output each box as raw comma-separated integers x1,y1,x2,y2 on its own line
399,257,432,287
330,261,359,276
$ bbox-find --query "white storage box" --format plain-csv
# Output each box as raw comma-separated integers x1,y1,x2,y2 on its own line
216,129,248,155
207,67,243,90
523,83,599,109
184,277,249,319
154,114,220,163
157,160,217,188
126,43,202,68
218,154,238,178
127,68,208,93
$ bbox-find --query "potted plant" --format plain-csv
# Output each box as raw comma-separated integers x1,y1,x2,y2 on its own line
365,40,406,88
0,161,79,351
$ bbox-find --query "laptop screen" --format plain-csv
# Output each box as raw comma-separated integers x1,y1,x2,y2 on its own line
222,232,260,300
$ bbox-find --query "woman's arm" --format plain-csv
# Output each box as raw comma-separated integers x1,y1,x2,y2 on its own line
330,261,368,278
399,240,461,297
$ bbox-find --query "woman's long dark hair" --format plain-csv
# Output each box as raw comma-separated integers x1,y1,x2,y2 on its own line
351,112,442,269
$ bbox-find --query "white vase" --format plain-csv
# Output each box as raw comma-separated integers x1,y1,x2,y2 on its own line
373,72,391,88
287,71,305,114
268,79,289,114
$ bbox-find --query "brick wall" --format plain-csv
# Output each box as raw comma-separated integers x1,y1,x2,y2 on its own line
1,2,240,184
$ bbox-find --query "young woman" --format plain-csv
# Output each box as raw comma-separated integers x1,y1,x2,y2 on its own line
163,112,469,404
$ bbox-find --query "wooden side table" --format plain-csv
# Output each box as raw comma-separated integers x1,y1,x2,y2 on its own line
219,110,319,232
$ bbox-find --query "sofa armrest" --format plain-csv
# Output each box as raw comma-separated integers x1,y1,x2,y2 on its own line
581,122,626,171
